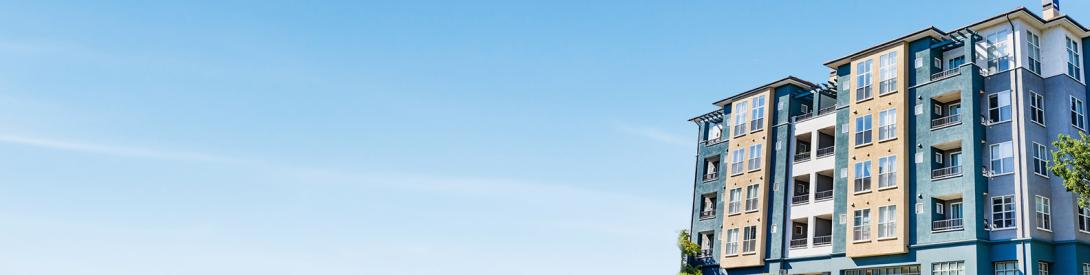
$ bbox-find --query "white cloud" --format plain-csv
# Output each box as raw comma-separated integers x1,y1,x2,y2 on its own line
0,133,247,164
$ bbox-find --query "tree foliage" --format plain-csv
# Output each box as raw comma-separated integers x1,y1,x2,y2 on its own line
1050,132,1090,208
677,230,703,275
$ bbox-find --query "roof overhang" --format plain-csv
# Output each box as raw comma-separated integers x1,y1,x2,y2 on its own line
712,76,816,107
823,27,945,69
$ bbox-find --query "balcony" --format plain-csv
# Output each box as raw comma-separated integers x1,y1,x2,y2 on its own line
812,235,832,247
697,249,712,258
793,105,837,122
814,189,833,201
932,218,964,232
792,194,810,205
794,151,812,163
700,210,715,219
703,173,718,182
815,146,835,158
703,137,722,145
932,166,963,180
789,238,807,249
930,67,962,81
931,114,962,130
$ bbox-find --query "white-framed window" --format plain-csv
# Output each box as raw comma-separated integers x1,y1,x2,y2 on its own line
700,193,716,218
724,228,739,256
988,91,1011,123
854,161,872,193
878,109,896,141
750,95,766,132
1069,36,1083,81
995,261,1017,275
1083,263,1090,275
879,51,897,94
741,225,757,254
704,157,719,180
1036,195,1052,231
1027,31,1042,75
856,60,873,101
731,149,745,175
744,184,759,212
1030,92,1045,126
932,261,965,275
878,155,896,189
1033,143,1049,177
855,114,873,145
1040,261,1050,275
728,188,742,214
733,101,748,137
990,142,1013,175
1079,207,1090,233
1072,96,1086,130
985,29,1010,74
992,195,1015,229
697,231,714,258
707,123,723,143
853,209,871,241
747,144,762,171
878,205,896,238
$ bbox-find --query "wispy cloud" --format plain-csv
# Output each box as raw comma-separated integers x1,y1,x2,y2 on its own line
0,133,247,164
612,124,690,147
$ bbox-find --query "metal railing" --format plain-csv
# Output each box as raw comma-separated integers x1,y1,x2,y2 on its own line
931,166,963,180
931,67,962,81
932,218,964,232
703,173,718,181
792,105,837,122
697,249,712,258
931,114,962,129
814,190,833,201
792,194,810,205
703,137,721,145
794,151,812,163
700,210,715,219
816,146,835,158
812,235,832,246
789,238,807,249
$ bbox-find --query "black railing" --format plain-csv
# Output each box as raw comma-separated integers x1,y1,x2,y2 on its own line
931,114,962,129
703,173,718,181
789,238,807,249
813,235,832,246
816,146,835,158
814,190,833,201
792,194,809,205
792,105,837,122
931,166,963,180
931,67,962,81
794,151,812,163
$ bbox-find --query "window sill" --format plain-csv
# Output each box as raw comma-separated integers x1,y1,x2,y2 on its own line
1034,172,1049,179
1079,229,1090,235
854,142,873,148
741,251,757,256
748,168,761,173
749,128,764,134
984,120,1011,126
853,190,873,195
877,236,897,241
1031,121,1046,128
878,90,898,97
988,172,1014,178
855,97,874,104
877,185,898,191
852,239,871,244
877,137,897,143
728,212,742,217
991,227,1015,231
745,209,758,214
1036,227,1052,232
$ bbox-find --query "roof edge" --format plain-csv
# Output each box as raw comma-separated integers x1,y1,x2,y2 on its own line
712,76,817,107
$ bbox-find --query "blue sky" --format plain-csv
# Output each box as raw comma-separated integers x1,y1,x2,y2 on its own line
0,1,1086,274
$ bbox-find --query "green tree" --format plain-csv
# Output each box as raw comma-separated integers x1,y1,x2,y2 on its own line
677,230,703,275
1050,132,1090,208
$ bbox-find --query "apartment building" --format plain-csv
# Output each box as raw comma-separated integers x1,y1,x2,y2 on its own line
688,3,1090,275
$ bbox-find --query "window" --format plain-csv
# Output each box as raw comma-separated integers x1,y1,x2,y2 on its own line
724,228,738,256
1033,143,1049,176
706,123,723,143
878,109,896,141
744,184,759,212
1040,261,1050,275
731,149,745,175
878,156,896,189
733,101,748,137
728,188,742,214
1079,207,1090,233
1069,36,1083,81
742,226,757,254
747,144,762,171
1028,31,1042,74
855,115,873,145
988,91,1011,123
985,30,1010,74
697,232,714,257
948,56,965,70
933,261,965,275
856,60,873,101
995,261,1017,275
750,95,766,132
1072,96,1086,130
1030,92,1045,125
853,209,871,241
1036,195,1052,231
854,161,872,193
1083,263,1090,275
992,195,1015,229
879,51,897,94
704,157,719,180
990,142,1013,175
700,194,716,218
878,205,896,238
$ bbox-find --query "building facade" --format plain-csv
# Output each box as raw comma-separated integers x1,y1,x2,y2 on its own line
688,4,1090,275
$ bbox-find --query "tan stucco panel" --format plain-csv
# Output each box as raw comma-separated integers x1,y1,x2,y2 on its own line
721,89,773,268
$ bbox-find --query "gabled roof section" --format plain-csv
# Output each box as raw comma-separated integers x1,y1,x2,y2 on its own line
712,76,816,107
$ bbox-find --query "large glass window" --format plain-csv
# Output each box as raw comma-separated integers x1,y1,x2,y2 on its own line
995,261,1017,275
854,161,872,193
1033,143,1049,176
1069,36,1083,81
1040,261,1050,275
878,205,896,238
731,149,745,175
853,209,871,241
750,95,766,132
1079,207,1090,233
879,52,897,94
747,144,762,171
878,109,896,141
728,188,742,214
1072,96,1086,130
990,142,1013,175
992,195,1015,229
985,30,1010,74
932,261,965,275
744,184,759,212
856,60,873,101
1036,195,1052,231
724,228,738,256
733,101,748,136
878,156,896,188
855,115,873,145
741,226,757,254
1028,31,1042,74
1030,92,1045,125
988,91,1011,123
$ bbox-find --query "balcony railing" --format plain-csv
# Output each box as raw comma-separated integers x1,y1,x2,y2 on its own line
703,137,721,145
700,210,715,219
813,235,832,246
703,173,718,182
789,238,807,249
931,67,962,81
697,249,712,258
931,114,962,129
816,146,835,158
792,105,838,122
931,166,963,180
794,151,812,163
814,190,833,201
932,218,964,232
792,194,810,205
